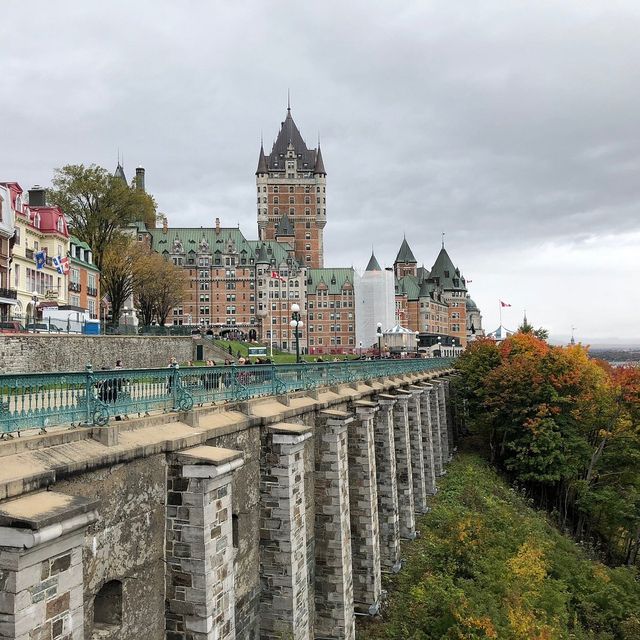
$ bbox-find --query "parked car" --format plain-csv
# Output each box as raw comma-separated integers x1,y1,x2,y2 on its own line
25,322,64,333
0,321,25,334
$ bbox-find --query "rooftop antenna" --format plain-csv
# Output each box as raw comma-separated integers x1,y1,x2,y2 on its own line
570,326,576,345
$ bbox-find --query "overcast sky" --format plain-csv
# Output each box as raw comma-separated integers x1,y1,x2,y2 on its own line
2,1,639,344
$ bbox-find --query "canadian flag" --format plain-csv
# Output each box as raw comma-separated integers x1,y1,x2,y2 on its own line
270,271,286,281
500,300,511,308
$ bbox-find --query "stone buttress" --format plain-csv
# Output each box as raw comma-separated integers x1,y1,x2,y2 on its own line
259,423,312,640
349,401,382,614
373,394,401,573
314,410,355,640
391,392,416,539
434,380,450,465
417,383,437,494
407,386,428,515
428,384,444,476
165,446,244,640
0,492,97,640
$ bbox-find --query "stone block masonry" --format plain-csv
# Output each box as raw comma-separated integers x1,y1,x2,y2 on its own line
314,410,355,640
349,401,382,614
392,392,416,539
165,446,244,640
0,335,195,374
407,386,428,515
260,423,312,640
374,394,401,572
0,491,98,640
429,385,444,476
417,384,437,494
434,381,450,464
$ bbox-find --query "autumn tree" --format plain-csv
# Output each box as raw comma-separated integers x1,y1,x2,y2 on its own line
48,164,157,270
101,239,146,328
135,253,187,326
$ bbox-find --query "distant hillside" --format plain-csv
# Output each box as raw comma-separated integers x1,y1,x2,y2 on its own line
590,347,640,365
359,454,640,640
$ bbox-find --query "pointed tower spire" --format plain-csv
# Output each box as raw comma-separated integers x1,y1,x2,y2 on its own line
365,251,381,271
256,142,268,175
314,143,326,175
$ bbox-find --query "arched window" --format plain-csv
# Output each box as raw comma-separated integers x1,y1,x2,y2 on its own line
94,580,122,630
273,197,279,205
57,216,64,233
33,213,40,229
289,196,294,204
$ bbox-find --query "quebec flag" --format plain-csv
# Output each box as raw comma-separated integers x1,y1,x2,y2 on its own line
35,250,46,270
53,256,70,275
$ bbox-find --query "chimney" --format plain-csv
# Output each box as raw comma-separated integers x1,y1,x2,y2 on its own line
162,217,168,234
135,166,146,192
215,217,221,235
28,185,46,207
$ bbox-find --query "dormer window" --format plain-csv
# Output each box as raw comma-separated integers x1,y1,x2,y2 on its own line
57,217,64,233
33,213,40,229
444,270,450,278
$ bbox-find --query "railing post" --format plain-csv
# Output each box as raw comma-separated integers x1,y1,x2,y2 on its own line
171,363,179,410
85,363,93,425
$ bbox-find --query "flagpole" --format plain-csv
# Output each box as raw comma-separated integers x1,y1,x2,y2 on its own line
499,300,502,328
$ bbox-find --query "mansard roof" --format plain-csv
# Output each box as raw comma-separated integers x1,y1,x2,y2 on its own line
429,247,467,291
395,237,417,264
365,252,381,271
307,268,354,295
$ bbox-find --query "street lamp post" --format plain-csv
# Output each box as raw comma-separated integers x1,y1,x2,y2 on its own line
289,303,304,364
451,338,456,356
359,341,362,358
436,335,442,358
376,322,383,359
31,290,38,332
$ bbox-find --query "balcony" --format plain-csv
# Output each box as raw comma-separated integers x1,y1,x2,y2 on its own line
0,287,17,300
87,286,98,297
68,281,82,293
25,248,34,260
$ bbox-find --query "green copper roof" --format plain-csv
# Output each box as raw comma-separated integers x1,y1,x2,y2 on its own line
148,227,253,257
429,247,467,291
395,275,420,301
307,268,354,295
69,236,91,251
395,237,417,264
365,252,381,271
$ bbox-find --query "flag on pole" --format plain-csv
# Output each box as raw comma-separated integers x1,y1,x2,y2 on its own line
270,270,286,282
52,256,70,275
35,250,46,270
500,300,511,308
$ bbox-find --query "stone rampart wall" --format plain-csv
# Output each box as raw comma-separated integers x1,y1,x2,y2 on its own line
0,369,456,640
0,335,195,373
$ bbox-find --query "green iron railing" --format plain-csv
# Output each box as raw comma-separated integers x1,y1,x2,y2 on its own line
0,358,454,436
